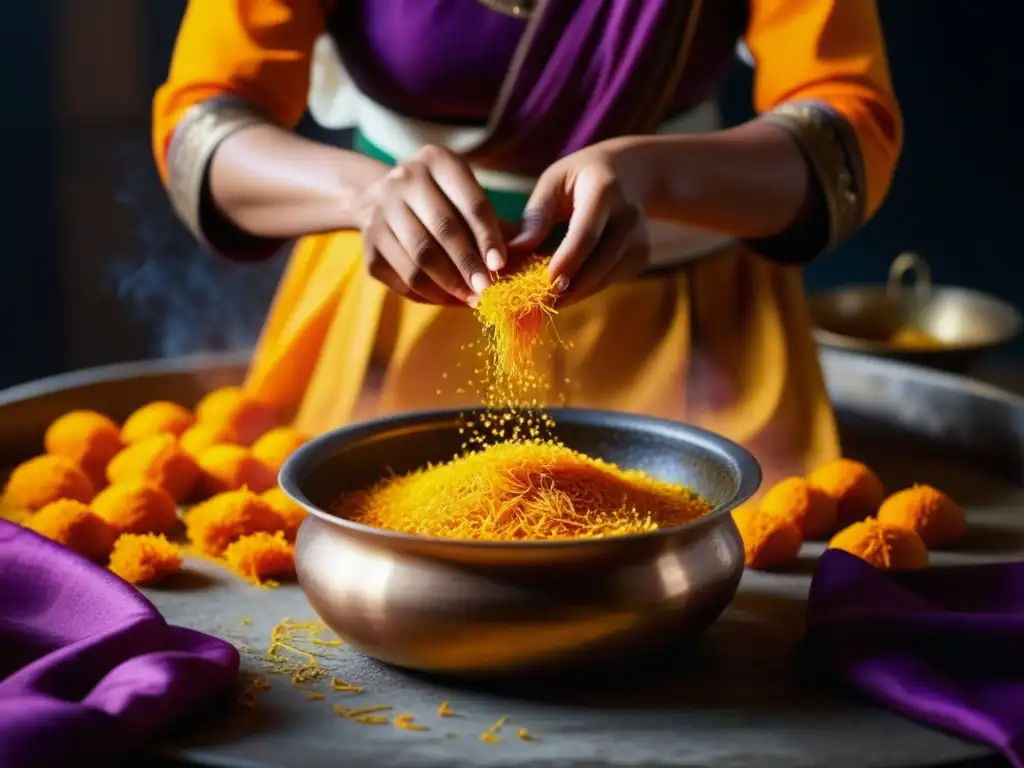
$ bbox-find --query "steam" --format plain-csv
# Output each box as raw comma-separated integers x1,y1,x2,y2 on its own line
111,141,285,359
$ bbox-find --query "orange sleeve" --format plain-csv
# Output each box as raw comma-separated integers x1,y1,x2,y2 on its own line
745,0,903,221
152,0,328,185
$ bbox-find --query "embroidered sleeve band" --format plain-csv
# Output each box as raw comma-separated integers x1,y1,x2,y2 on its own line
759,100,866,249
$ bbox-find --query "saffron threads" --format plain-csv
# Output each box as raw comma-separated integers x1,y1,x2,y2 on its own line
480,715,509,744
335,441,711,541
394,713,429,731
438,700,456,717
330,677,365,694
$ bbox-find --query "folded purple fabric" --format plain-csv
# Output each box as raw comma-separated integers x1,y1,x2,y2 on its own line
0,519,239,768
807,549,1024,767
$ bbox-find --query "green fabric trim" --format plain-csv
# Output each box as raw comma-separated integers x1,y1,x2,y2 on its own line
354,130,567,250
355,130,528,222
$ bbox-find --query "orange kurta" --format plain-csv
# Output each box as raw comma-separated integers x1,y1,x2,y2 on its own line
153,0,903,489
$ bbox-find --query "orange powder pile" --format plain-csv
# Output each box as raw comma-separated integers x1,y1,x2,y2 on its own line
4,455,96,511
43,410,124,488
108,533,183,584
335,441,711,541
186,489,284,556
26,499,114,561
223,530,295,584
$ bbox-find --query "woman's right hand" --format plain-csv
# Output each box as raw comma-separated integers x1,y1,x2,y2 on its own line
354,145,507,306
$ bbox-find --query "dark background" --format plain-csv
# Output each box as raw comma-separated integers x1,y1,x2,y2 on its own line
2,2,1022,390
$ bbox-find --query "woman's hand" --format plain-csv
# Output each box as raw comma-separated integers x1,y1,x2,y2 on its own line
355,145,507,306
509,139,653,305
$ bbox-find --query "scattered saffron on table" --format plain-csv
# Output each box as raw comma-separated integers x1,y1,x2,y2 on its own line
479,715,509,744
394,713,429,731
330,677,365,694
438,700,456,717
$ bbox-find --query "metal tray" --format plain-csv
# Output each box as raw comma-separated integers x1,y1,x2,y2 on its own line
2,349,1021,768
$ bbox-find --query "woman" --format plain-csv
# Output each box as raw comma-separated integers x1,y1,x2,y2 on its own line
153,0,901,485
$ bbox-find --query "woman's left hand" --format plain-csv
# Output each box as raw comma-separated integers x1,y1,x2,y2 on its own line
508,140,651,305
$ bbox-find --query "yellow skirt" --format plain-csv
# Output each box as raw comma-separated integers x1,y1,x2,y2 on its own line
244,231,840,491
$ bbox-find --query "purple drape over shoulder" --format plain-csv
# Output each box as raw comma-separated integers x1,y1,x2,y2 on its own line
0,521,239,768
466,0,701,174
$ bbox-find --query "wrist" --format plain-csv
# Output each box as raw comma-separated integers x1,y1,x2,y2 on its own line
334,153,389,230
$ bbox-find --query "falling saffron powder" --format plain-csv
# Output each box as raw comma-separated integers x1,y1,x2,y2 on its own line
330,256,711,542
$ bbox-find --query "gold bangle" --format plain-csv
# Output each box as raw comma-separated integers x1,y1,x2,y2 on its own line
167,96,268,245
760,100,865,248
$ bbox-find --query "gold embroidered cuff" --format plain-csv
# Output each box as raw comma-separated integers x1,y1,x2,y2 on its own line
760,100,866,249
167,96,268,247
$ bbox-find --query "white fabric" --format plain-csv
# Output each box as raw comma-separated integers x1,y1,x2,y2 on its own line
308,34,737,266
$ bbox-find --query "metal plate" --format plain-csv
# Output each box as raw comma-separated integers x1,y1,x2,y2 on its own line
2,350,1021,768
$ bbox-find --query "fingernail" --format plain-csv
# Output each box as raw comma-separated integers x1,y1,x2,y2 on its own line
470,271,491,295
467,294,479,309
485,248,505,271
552,275,570,294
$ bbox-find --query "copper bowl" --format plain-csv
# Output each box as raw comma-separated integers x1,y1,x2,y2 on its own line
810,252,1023,372
280,407,760,678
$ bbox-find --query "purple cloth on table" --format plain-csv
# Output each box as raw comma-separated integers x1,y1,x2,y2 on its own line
807,549,1024,767
0,520,239,768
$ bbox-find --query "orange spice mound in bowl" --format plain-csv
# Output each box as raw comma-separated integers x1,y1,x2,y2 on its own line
475,256,558,378
91,480,179,536
223,531,295,583
252,427,308,474
760,477,837,541
196,387,279,446
807,458,885,528
121,401,195,443
261,486,308,540
186,489,285,556
196,444,276,497
334,441,711,541
27,499,114,561
876,484,965,548
43,410,124,488
180,421,240,458
107,434,200,503
732,504,802,570
829,519,929,571
109,533,183,585
4,454,96,510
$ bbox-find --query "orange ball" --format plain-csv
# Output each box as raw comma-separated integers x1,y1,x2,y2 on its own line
185,489,284,556
877,484,965,548
108,533,183,585
251,427,307,474
180,422,239,458
195,387,277,446
91,480,178,536
223,531,295,583
106,434,200,503
27,499,115,561
732,504,803,570
808,458,885,528
121,401,195,444
4,455,96,511
44,410,124,488
829,519,929,571
261,486,308,540
760,476,838,540
196,445,277,497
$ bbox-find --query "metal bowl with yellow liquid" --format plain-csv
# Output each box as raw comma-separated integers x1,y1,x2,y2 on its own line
279,407,761,678
810,252,1023,372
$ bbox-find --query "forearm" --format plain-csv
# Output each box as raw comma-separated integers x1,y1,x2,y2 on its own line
619,119,813,239
163,97,388,259
208,123,387,239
